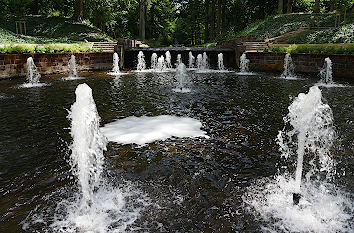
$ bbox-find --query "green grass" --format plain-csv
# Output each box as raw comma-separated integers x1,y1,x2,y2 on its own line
233,13,354,41
194,42,217,48
286,24,354,44
0,14,113,43
265,44,354,54
0,44,103,54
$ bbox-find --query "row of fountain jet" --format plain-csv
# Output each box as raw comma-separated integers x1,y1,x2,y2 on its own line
137,51,225,72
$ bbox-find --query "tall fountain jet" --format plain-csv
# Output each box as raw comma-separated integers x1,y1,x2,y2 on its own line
320,57,333,84
277,86,335,205
197,53,209,71
218,53,225,70
151,53,158,70
111,52,120,74
156,55,166,72
240,53,250,73
173,62,190,93
68,55,78,78
69,83,108,206
176,54,182,66
165,51,172,69
188,52,195,69
137,51,146,71
26,57,41,84
281,53,296,78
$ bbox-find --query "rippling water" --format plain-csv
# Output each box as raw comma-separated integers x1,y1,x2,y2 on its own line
0,71,353,232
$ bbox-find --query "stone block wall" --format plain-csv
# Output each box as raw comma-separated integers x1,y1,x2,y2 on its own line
246,52,354,79
0,52,113,79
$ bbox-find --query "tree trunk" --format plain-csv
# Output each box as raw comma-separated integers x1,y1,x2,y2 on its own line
210,0,216,40
139,0,146,40
330,0,336,12
222,3,226,36
73,0,84,21
216,0,222,37
287,0,293,14
204,0,210,43
314,0,320,13
278,0,283,14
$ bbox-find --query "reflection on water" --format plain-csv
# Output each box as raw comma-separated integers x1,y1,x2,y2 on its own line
0,71,353,232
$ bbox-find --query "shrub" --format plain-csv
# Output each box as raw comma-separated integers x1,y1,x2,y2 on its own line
0,44,101,54
268,44,354,54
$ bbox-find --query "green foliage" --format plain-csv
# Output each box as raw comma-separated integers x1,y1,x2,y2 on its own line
233,13,354,40
0,44,102,54
269,44,354,54
0,14,112,43
287,24,354,44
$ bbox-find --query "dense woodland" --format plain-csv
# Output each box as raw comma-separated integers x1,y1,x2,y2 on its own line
1,0,353,45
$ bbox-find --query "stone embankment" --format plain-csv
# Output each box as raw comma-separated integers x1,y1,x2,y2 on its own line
0,52,113,79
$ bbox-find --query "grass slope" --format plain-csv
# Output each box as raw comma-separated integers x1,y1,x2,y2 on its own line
0,14,113,43
236,13,354,42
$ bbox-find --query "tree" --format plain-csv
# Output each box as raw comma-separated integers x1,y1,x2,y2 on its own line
278,0,283,13
314,0,320,13
73,0,84,21
287,0,293,13
330,0,337,12
139,0,146,40
210,0,216,40
204,0,210,42
217,0,222,36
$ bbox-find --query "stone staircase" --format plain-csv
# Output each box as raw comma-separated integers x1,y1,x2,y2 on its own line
92,42,117,52
243,41,268,52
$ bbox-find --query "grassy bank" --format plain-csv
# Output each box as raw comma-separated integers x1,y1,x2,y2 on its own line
265,44,354,54
232,13,354,43
0,44,102,54
0,14,112,43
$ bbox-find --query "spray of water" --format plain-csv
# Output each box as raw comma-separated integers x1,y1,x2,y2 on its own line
188,52,195,69
165,51,172,69
112,52,120,74
68,55,78,78
239,53,250,73
26,57,41,84
281,53,296,79
176,54,182,67
173,62,191,93
243,86,353,232
218,53,225,70
21,84,150,232
320,57,333,84
196,53,209,72
156,55,166,72
137,51,146,71
151,53,158,70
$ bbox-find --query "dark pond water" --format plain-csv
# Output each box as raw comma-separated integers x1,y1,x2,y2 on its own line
0,71,353,232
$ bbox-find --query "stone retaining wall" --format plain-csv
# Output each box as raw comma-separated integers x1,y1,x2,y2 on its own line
246,52,354,79
0,52,113,79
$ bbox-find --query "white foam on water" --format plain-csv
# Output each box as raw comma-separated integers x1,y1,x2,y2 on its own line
18,83,50,88
236,72,257,75
315,82,349,88
243,175,354,233
101,115,209,145
63,76,85,81
172,87,191,93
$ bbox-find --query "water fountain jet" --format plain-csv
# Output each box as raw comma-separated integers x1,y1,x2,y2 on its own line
151,53,158,70
165,51,172,69
218,53,225,70
239,53,250,73
281,53,296,79
320,57,333,84
137,51,146,71
173,62,190,93
176,54,182,66
188,52,195,69
26,57,41,84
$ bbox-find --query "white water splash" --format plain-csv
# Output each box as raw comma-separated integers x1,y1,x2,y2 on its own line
137,51,146,71
173,62,191,93
281,53,296,79
218,53,225,70
156,55,167,72
176,54,182,67
243,86,353,232
165,51,172,69
320,57,333,84
188,51,195,69
101,115,209,145
151,53,158,70
19,57,48,88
